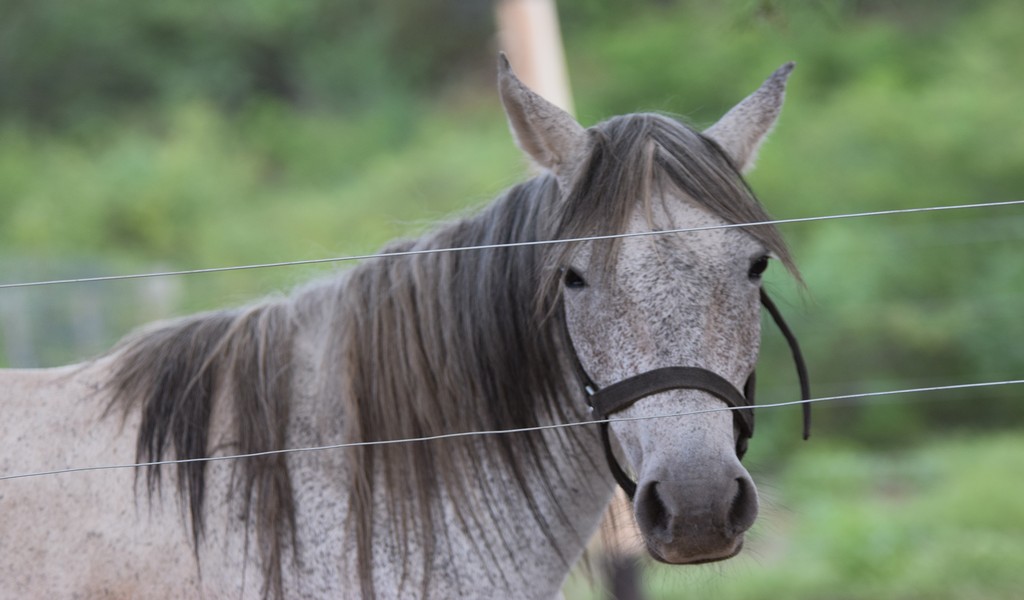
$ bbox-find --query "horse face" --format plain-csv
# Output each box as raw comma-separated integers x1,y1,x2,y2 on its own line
562,198,766,564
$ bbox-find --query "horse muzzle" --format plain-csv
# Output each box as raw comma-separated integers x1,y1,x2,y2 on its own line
633,466,759,564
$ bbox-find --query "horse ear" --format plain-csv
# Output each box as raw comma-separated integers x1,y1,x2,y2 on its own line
704,62,795,173
498,53,588,184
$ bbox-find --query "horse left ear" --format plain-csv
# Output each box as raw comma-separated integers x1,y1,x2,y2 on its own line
704,62,795,173
498,53,588,186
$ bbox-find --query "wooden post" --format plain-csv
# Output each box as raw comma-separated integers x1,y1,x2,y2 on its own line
495,0,575,116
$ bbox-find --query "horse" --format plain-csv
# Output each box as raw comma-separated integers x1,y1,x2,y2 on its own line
0,55,802,599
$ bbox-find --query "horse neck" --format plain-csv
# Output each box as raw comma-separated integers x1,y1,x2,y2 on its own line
287,189,618,594
426,424,615,596
289,274,616,596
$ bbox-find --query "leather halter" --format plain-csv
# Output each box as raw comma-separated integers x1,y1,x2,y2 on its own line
569,289,811,499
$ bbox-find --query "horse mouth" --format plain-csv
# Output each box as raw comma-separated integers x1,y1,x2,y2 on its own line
633,476,754,566
644,537,745,565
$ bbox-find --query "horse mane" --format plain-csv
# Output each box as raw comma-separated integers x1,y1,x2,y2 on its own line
335,174,594,595
108,300,297,598
105,111,794,599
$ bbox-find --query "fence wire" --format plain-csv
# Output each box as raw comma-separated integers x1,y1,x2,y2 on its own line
1,199,1022,290
1,378,1021,482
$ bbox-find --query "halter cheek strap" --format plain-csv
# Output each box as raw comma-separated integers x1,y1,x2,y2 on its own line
571,289,811,500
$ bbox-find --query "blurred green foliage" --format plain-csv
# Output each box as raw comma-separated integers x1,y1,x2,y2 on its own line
0,0,1021,438
567,433,1024,599
0,0,494,124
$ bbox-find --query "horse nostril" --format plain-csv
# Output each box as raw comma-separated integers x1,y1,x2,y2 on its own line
727,476,759,535
635,481,671,540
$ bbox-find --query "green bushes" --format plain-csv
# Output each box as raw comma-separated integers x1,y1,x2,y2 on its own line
565,434,1024,599
0,0,494,125
675,435,1024,599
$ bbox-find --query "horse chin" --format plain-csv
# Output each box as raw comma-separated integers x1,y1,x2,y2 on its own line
643,537,745,566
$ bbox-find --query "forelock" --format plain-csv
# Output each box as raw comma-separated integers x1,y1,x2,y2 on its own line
548,113,797,279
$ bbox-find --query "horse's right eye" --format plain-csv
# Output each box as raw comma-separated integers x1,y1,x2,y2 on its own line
563,268,587,289
748,255,770,280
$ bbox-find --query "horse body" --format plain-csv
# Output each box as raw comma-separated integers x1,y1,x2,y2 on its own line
0,362,208,596
0,299,610,598
1,57,797,598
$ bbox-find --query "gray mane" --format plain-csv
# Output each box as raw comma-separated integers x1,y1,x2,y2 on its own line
106,112,793,598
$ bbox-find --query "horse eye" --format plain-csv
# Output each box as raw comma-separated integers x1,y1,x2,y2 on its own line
563,268,587,289
748,255,770,280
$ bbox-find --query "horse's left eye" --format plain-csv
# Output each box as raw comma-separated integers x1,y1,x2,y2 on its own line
563,268,588,289
748,255,770,280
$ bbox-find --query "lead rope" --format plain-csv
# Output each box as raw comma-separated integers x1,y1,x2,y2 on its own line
759,289,812,440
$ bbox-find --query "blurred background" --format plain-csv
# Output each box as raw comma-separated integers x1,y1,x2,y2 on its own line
1,0,1022,597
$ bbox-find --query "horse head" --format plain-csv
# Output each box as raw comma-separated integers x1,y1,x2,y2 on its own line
499,55,797,565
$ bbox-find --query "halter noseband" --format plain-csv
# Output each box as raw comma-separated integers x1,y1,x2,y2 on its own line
570,289,811,500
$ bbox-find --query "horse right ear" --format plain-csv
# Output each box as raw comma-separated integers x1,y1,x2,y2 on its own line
498,53,588,186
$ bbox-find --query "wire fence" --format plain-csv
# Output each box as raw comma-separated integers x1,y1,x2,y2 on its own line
1,197,1022,482
1,378,1022,482
2,199,1022,290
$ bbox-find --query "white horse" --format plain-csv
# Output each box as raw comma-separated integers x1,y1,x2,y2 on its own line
0,56,799,599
